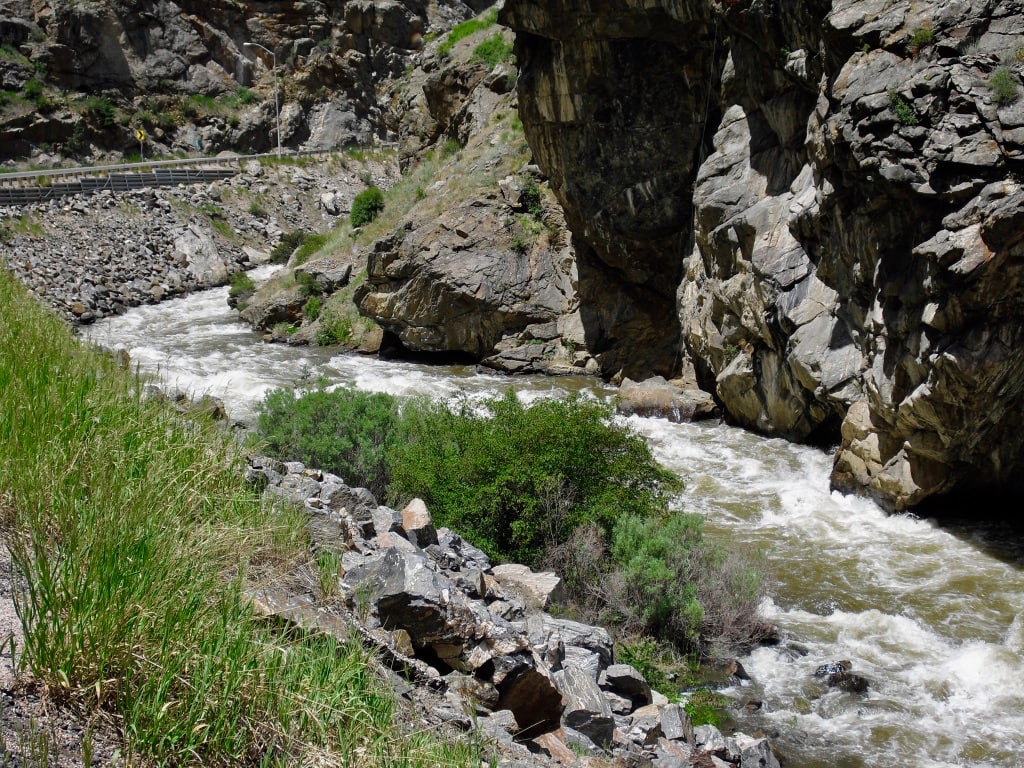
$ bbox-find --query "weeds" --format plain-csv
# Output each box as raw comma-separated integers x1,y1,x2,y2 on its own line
0,269,476,767
989,67,1020,105
438,8,499,57
472,32,514,68
888,88,918,125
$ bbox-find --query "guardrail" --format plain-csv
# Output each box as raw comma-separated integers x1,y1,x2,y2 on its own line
0,147,384,207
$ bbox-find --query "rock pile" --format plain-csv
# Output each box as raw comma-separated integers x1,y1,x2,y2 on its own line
244,455,782,767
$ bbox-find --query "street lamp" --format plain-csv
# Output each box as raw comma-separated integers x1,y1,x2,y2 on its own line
243,41,281,156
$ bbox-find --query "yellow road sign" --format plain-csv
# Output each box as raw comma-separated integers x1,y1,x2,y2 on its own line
135,128,147,142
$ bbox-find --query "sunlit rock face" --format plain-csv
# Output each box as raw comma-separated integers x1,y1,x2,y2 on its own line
504,0,1024,511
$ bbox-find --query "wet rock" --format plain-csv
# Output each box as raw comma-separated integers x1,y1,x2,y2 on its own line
616,376,718,423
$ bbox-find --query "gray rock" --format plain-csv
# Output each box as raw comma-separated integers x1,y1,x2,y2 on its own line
556,664,614,746
735,734,781,768
542,616,614,669
601,663,652,708
490,563,564,608
659,703,693,744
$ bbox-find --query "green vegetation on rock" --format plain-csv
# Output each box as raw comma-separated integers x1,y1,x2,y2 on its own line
256,383,400,499
438,7,499,57
472,32,514,68
252,385,765,657
989,67,1020,105
350,186,385,228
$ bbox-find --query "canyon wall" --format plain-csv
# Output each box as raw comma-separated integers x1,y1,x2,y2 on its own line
502,0,1024,510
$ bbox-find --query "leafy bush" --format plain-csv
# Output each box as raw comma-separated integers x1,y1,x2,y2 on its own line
520,177,543,218
271,230,307,263
303,295,322,321
387,391,680,565
608,512,707,645
990,67,1020,105
315,309,355,346
255,384,400,499
82,94,116,127
350,186,385,227
605,512,766,655
908,25,934,51
888,88,918,125
228,270,255,298
472,32,514,68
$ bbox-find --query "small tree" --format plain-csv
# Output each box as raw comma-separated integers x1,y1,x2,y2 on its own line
350,186,385,227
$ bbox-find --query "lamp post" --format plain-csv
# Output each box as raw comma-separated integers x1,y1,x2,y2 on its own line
243,41,281,156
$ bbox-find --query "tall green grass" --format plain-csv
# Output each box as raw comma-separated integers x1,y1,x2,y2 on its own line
0,269,475,766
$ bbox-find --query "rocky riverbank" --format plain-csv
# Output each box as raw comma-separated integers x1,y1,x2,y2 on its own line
245,454,787,768
0,153,397,324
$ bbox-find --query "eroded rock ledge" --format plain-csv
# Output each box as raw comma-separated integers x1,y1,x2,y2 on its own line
502,0,1024,511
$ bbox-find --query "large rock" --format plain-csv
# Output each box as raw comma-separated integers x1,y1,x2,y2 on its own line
355,191,577,359
503,0,1024,511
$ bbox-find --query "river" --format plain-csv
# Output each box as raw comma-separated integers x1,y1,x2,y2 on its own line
82,270,1024,768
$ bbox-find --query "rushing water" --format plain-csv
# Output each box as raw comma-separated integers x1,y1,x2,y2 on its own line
83,273,1024,768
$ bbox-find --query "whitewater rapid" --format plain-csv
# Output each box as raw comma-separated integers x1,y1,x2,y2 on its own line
82,275,1024,768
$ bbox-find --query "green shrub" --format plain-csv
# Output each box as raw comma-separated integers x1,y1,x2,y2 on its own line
989,67,1020,105
255,384,400,498
472,32,514,68
388,391,680,565
294,270,320,297
294,232,329,265
908,25,934,51
303,295,322,321
351,187,385,227
82,94,116,127
606,512,766,655
520,177,543,218
271,230,307,263
228,270,255,298
609,512,707,645
888,88,918,125
314,309,355,346
248,200,268,218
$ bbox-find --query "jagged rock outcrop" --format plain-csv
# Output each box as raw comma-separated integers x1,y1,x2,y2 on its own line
355,185,579,362
353,29,597,375
0,0,491,159
504,0,1024,510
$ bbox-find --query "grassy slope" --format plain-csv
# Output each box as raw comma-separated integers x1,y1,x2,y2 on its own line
0,268,475,766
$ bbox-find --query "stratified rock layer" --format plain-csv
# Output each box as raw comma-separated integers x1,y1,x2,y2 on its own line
503,0,1024,510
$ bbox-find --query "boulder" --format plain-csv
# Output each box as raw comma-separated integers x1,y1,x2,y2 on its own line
490,563,565,608
600,663,652,708
616,377,719,423
400,497,438,548
556,663,614,746
175,224,229,286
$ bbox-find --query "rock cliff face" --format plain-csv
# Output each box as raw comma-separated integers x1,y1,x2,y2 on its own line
0,0,485,158
503,0,1024,510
